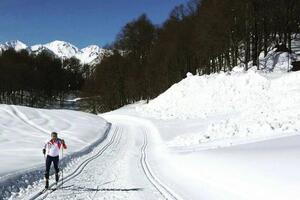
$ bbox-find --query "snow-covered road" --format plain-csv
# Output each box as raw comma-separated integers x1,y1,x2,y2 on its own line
102,112,300,200
9,109,300,200
16,115,180,200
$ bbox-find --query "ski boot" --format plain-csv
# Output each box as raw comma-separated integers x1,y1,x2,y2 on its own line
45,179,49,189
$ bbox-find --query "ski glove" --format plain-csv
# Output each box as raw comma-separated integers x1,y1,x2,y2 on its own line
43,148,46,155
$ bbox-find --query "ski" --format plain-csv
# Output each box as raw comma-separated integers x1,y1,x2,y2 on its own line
52,183,58,191
41,188,48,193
28,188,48,200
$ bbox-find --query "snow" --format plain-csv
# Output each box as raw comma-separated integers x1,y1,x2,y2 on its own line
0,104,110,199
31,41,110,65
0,40,27,52
291,35,300,59
123,66,299,199
1,40,109,65
0,104,108,175
65,97,83,102
7,118,173,200
43,40,79,59
29,44,42,52
2,37,300,200
137,70,300,147
2,64,300,199
99,102,300,200
259,50,296,71
75,45,108,65
138,70,269,120
157,134,300,200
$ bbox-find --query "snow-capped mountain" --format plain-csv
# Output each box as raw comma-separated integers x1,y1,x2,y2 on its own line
30,40,80,59
75,45,108,65
0,40,110,65
45,40,79,59
0,40,27,52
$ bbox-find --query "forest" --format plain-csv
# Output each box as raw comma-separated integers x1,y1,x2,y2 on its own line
0,49,86,107
83,0,300,112
1,0,299,112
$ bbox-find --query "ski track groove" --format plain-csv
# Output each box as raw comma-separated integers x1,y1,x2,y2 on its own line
11,105,87,146
140,129,180,200
22,120,181,200
55,126,124,200
10,105,50,135
36,109,73,130
0,107,46,138
27,126,120,200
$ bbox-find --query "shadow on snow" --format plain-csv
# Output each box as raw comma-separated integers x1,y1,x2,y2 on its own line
60,185,143,192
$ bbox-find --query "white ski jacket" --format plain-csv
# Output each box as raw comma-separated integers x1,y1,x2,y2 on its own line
44,139,67,157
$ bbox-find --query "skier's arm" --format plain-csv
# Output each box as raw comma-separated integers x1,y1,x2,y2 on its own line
43,142,46,155
61,139,67,149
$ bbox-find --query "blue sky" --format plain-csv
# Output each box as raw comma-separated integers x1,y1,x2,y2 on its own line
0,0,188,48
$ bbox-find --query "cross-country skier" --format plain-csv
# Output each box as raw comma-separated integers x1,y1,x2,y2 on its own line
42,132,67,189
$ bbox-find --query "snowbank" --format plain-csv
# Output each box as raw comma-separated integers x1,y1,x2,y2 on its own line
0,105,110,199
0,105,109,175
137,70,300,146
138,70,271,120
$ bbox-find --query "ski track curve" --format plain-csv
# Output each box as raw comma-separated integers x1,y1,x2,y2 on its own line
41,125,126,200
35,109,73,131
9,105,50,135
10,105,86,145
0,107,46,138
140,129,181,200
1,122,111,200
10,114,183,200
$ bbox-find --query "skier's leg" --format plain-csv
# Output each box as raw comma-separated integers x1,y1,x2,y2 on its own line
45,155,51,179
53,156,60,182
45,156,51,188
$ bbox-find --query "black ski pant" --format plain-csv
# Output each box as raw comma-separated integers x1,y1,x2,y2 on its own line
45,155,59,179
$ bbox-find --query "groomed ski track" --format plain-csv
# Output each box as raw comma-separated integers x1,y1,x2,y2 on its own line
17,114,182,200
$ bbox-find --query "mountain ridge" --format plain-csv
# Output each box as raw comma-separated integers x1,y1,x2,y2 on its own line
0,40,110,65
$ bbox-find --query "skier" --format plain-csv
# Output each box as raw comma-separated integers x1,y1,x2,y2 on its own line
42,132,67,189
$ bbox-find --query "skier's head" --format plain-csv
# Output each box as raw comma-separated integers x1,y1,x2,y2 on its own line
51,132,58,140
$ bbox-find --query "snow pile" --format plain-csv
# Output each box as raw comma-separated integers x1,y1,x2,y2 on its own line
138,70,271,120
138,70,300,146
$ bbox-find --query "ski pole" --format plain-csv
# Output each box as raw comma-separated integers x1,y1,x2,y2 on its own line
61,146,64,188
